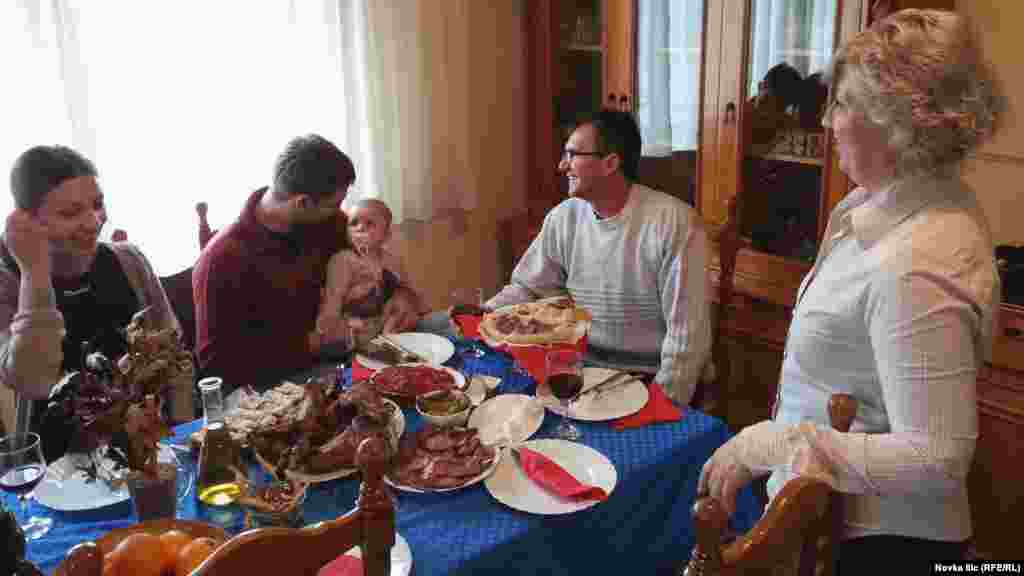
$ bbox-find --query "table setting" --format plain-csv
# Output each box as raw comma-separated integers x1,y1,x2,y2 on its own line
4,310,764,576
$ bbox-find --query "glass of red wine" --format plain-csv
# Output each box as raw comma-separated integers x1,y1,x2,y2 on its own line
0,433,52,540
545,349,584,441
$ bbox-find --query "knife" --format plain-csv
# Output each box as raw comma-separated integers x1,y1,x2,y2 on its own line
570,371,634,403
378,334,430,364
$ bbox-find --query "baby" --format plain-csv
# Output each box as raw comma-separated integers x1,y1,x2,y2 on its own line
316,198,418,349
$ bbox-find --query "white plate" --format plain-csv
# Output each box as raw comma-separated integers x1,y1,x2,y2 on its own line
369,364,467,398
35,445,175,511
273,399,404,484
384,445,502,494
485,439,617,515
537,367,649,421
468,394,544,446
327,532,412,576
357,332,455,370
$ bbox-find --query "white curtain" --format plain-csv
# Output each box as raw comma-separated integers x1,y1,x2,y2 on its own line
748,0,836,96
346,0,477,222
635,0,703,156
0,0,476,276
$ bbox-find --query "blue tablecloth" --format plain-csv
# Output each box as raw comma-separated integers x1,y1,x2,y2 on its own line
7,339,764,575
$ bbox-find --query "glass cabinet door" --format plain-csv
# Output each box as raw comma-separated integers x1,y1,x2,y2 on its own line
633,0,704,206
739,0,837,261
555,1,604,138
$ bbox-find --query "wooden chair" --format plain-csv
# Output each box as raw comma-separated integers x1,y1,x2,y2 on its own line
60,437,394,576
160,267,197,352
684,394,857,576
691,196,742,422
196,202,215,250
191,437,394,576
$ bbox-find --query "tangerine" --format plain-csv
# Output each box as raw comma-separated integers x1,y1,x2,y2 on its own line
108,532,165,576
159,530,194,574
175,536,217,576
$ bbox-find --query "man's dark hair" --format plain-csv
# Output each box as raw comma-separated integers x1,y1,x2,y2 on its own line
575,109,642,180
10,145,98,212
272,134,356,201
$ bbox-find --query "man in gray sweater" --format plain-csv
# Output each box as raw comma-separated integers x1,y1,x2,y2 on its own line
489,110,711,405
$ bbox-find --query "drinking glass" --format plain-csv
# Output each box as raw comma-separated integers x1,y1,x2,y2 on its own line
545,349,583,441
0,433,53,540
451,287,486,358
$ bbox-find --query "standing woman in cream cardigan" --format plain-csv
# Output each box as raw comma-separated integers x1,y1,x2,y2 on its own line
699,9,1001,572
0,146,191,456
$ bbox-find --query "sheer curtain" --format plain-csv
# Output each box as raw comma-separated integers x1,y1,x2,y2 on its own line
348,0,477,222
635,0,703,156
1,0,475,275
748,0,836,96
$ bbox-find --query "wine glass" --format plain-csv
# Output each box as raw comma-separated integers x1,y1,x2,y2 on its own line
0,433,53,540
545,349,583,441
451,287,486,358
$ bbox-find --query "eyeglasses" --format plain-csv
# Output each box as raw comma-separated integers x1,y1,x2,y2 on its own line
561,149,605,162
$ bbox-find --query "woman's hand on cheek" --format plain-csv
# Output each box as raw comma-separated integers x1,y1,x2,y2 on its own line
5,210,52,275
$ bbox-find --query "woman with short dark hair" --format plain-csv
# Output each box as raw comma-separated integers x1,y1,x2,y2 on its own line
0,146,189,444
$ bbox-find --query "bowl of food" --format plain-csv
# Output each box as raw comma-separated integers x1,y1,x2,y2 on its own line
415,389,472,428
236,477,307,529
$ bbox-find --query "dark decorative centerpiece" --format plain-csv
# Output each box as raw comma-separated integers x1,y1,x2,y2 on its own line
43,308,191,520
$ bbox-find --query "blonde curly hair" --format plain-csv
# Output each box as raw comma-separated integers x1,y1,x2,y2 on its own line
824,9,1002,179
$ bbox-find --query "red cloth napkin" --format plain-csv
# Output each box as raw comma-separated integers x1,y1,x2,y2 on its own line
612,383,683,430
318,554,362,576
516,446,608,502
351,360,374,381
452,314,587,384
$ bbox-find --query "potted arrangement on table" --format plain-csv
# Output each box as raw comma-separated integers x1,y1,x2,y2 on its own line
44,308,193,521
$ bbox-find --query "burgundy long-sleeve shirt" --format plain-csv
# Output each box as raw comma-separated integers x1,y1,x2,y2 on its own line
193,188,348,394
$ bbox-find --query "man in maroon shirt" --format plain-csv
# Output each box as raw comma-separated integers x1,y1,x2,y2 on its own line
193,134,419,395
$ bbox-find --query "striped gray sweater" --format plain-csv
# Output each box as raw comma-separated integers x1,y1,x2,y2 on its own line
489,184,711,404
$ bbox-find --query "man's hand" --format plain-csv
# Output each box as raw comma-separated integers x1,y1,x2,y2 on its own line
5,210,51,276
382,287,421,334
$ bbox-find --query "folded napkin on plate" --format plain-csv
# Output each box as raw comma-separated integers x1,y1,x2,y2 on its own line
515,446,608,502
452,315,587,385
611,383,683,430
318,554,362,576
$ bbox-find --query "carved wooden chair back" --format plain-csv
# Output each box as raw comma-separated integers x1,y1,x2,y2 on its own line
192,437,394,576
58,438,394,576
684,394,857,576
692,196,741,422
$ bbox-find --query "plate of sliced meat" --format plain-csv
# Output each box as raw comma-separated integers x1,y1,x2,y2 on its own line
250,381,405,484
386,425,500,493
369,364,466,399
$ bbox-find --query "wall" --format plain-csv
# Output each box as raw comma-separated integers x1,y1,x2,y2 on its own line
389,0,528,311
957,1,1024,247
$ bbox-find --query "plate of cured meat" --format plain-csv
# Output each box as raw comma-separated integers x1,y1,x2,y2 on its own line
369,364,466,400
386,425,500,493
250,380,404,484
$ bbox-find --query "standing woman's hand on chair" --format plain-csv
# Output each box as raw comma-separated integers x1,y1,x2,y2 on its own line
5,210,51,277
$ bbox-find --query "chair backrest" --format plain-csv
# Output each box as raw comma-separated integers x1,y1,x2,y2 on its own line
160,267,196,352
190,436,395,576
59,437,394,576
684,394,857,576
196,202,215,251
692,196,741,421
